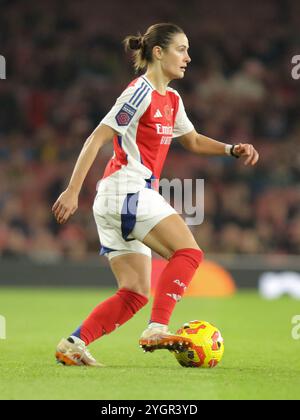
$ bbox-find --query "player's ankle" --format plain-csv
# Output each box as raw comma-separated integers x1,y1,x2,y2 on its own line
68,335,86,346
148,322,168,331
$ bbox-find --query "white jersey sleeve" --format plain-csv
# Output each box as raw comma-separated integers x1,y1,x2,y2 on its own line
100,79,152,136
172,94,194,138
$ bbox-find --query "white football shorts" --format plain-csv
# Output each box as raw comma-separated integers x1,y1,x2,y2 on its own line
93,188,177,260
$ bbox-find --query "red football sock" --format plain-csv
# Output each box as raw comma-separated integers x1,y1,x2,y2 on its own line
150,248,204,325
77,288,148,345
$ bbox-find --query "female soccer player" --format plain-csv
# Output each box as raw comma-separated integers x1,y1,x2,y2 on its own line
53,23,259,366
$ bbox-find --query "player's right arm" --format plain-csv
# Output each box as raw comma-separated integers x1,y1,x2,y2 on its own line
52,123,116,224
53,79,149,224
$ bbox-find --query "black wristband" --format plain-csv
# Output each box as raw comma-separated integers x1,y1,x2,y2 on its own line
230,145,240,158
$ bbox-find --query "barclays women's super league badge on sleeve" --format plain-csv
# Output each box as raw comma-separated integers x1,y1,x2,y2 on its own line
115,103,137,126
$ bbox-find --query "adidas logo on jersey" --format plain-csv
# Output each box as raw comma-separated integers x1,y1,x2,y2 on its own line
154,109,163,118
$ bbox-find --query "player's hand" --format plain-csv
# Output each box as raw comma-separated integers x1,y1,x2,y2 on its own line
52,188,78,224
233,143,259,166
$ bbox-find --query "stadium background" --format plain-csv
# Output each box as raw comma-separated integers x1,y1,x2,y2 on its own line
1,0,300,402
0,0,300,292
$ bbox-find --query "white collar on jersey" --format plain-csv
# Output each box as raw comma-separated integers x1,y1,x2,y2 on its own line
141,75,154,90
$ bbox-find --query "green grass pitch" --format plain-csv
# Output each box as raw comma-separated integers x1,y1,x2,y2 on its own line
0,288,299,400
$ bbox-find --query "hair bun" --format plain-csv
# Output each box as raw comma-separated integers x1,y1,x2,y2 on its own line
129,36,143,50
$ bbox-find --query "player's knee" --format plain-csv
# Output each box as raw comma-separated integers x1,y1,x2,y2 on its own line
118,276,151,299
119,284,150,301
132,287,150,300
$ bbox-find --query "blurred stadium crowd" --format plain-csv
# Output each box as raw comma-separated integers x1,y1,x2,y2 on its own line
0,0,300,261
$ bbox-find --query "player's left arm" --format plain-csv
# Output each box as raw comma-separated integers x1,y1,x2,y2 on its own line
179,129,259,166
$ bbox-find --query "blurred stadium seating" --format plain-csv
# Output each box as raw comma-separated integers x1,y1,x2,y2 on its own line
0,0,300,263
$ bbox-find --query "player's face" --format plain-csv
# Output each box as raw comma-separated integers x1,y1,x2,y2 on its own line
161,33,191,80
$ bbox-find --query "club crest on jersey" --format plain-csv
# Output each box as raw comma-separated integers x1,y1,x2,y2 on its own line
115,103,136,126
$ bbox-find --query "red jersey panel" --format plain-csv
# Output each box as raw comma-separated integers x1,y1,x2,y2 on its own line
98,75,194,195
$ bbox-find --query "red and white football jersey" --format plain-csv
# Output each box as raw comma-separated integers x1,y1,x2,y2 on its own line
97,75,194,195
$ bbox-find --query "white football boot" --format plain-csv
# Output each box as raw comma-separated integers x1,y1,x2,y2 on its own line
139,324,192,353
55,336,104,367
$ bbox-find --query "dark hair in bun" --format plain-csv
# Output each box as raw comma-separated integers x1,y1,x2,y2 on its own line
123,23,184,72
127,35,143,51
